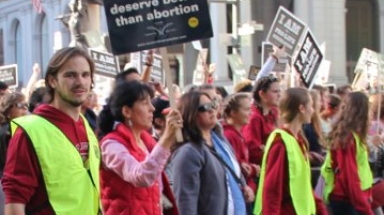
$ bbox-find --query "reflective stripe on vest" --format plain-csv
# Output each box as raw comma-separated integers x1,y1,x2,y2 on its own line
321,132,373,203
254,129,316,215
12,114,101,215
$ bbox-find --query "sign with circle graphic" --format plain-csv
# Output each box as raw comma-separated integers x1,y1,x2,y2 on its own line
103,0,213,54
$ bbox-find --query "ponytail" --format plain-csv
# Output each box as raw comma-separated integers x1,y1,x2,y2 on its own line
97,104,115,140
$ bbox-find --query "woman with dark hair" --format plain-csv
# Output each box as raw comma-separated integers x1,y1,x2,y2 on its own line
254,88,328,215
171,91,253,215
322,92,374,215
242,75,280,166
98,81,181,215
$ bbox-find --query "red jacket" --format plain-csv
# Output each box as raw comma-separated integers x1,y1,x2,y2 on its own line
1,104,89,215
100,124,178,215
222,123,257,191
329,133,373,215
242,105,278,165
262,129,328,215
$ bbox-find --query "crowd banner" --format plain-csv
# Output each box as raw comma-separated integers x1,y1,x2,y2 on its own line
266,6,307,57
89,49,120,78
0,64,18,88
104,0,213,55
261,41,289,72
293,30,323,89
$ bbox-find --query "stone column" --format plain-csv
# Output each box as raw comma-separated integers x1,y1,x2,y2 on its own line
209,2,231,85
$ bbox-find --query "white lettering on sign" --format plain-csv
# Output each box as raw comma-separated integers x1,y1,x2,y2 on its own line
278,14,302,36
295,37,313,71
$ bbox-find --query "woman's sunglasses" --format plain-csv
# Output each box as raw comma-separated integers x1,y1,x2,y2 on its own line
198,102,217,112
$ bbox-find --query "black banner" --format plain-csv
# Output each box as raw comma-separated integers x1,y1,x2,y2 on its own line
266,6,306,57
89,49,119,78
0,64,17,87
293,31,323,88
104,0,213,55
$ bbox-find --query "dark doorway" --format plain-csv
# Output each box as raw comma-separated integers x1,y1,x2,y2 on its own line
346,0,379,82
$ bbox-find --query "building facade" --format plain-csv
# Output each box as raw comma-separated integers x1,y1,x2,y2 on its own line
0,0,383,89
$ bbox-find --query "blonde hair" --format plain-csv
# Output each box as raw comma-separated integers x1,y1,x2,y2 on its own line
223,93,251,120
309,90,325,146
0,92,25,123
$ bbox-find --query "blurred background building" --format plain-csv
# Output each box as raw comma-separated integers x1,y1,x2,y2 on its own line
0,0,381,89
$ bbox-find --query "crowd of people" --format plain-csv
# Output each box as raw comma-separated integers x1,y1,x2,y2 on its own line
0,46,383,215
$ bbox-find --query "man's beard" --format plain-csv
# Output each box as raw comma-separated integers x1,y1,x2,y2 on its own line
57,89,85,107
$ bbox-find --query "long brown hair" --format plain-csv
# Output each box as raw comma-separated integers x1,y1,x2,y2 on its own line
279,88,311,124
175,91,210,149
328,92,370,149
309,90,325,146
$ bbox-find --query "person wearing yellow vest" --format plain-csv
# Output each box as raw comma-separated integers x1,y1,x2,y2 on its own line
1,47,101,215
321,91,374,215
254,87,328,215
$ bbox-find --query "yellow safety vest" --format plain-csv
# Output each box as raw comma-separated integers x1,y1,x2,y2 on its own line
254,129,316,215
321,132,373,203
12,114,101,215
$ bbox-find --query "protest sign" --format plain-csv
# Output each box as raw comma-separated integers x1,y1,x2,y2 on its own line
293,30,323,88
129,51,164,83
89,49,119,78
314,60,331,85
0,64,17,87
351,48,381,91
192,48,208,85
227,53,247,85
141,50,164,83
104,0,213,54
248,65,260,81
261,42,289,72
266,6,306,57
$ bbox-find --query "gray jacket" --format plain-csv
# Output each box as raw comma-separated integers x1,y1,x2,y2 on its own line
171,141,228,215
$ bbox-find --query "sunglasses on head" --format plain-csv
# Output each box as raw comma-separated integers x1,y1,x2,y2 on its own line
198,102,217,112
259,75,278,83
13,102,29,109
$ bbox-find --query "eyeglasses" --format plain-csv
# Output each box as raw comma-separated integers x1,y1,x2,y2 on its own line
13,102,29,109
198,102,217,112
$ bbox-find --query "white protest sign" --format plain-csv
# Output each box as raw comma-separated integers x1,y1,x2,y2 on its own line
192,41,203,51
314,60,331,85
193,48,208,85
352,48,381,91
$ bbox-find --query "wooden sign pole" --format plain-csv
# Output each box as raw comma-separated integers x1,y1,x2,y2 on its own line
160,47,184,143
